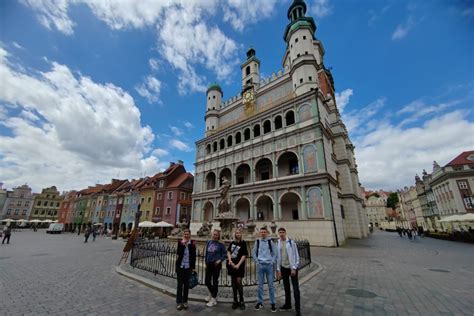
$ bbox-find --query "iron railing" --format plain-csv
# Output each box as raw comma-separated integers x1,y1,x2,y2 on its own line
130,239,311,287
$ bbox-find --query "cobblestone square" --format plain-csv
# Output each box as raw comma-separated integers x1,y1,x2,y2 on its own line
1,230,473,315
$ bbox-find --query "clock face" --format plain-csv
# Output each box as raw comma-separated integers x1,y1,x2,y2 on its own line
244,90,253,102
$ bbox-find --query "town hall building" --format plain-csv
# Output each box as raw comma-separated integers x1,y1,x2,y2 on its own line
191,0,368,246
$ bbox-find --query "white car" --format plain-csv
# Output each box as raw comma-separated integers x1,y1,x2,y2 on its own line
46,223,64,234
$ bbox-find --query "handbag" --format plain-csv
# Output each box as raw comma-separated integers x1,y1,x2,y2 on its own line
189,271,198,289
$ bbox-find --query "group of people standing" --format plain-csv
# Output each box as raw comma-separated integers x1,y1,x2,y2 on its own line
174,226,301,316
396,227,420,240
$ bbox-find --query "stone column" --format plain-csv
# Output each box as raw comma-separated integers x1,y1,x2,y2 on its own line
273,189,278,220
300,186,307,220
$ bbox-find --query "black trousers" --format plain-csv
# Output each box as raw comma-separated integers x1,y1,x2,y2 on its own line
205,263,221,298
176,267,191,304
2,235,11,244
281,266,300,312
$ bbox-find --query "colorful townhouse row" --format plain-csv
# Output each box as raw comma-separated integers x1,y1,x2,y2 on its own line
0,161,193,233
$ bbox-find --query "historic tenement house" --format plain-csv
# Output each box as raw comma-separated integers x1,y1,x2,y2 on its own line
191,0,368,246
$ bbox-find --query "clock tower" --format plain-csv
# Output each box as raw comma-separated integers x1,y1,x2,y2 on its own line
240,47,260,89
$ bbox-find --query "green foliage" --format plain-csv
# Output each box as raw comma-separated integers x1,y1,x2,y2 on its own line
386,193,399,209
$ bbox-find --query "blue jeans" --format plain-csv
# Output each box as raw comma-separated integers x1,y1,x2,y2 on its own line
257,263,275,304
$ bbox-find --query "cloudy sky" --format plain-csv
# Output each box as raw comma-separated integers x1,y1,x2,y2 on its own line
0,0,473,193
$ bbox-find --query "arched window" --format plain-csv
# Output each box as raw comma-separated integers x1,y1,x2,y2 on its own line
274,115,282,130
246,65,250,76
278,152,299,177
263,120,271,134
206,144,211,155
235,164,251,185
285,111,295,126
235,132,242,144
206,172,216,190
227,135,233,147
255,158,273,181
213,141,217,152
220,139,225,150
253,124,261,137
244,128,251,141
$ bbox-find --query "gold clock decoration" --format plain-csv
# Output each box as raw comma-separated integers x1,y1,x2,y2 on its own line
243,89,255,116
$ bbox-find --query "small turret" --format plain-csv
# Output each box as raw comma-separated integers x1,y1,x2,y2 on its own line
205,83,222,136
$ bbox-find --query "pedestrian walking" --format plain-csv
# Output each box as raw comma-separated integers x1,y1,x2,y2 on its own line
84,227,91,243
227,228,248,310
175,228,196,311
252,226,277,312
204,229,227,307
407,229,412,240
92,227,97,241
2,225,12,244
276,227,301,316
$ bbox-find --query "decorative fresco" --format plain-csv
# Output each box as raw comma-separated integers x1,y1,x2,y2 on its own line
298,103,312,122
303,144,318,173
307,186,324,218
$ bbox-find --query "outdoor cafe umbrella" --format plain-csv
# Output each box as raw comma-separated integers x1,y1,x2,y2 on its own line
155,221,173,228
2,219,16,223
93,223,103,226
42,219,53,223
138,221,157,228
458,213,474,222
439,215,464,222
29,219,41,223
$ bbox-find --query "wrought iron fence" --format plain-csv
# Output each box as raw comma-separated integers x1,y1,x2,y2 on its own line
130,239,311,287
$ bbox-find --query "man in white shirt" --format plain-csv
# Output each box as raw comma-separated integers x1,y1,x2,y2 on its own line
276,227,301,316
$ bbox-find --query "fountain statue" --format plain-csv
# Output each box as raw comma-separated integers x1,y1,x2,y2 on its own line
215,176,239,240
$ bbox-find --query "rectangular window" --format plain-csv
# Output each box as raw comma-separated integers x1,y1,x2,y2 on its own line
299,78,303,83
14,209,19,215
141,197,144,203
156,207,161,215
6,209,11,215
34,209,39,215
157,193,162,200
37,201,41,206
182,207,187,214
180,192,185,200
167,192,173,200
303,35,307,40
295,38,298,43
308,76,313,81
147,197,152,203
22,210,27,215
159,180,164,188
166,207,171,215
458,181,468,189
17,201,22,206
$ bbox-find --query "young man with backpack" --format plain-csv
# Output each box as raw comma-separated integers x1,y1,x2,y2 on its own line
276,227,301,316
252,226,277,312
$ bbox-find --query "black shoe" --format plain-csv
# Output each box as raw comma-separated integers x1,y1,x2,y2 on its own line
296,311,301,316
182,303,188,310
232,301,239,309
254,303,263,310
240,302,246,310
176,304,183,311
279,305,292,311
271,304,277,312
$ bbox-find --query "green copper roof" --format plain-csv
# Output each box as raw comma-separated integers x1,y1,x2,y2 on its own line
207,83,223,95
289,20,313,33
283,17,316,41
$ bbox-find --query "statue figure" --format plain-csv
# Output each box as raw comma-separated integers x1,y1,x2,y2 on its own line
218,176,231,214
197,221,211,237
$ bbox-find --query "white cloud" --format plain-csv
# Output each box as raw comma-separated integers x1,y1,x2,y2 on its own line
149,58,160,71
223,0,278,32
12,42,25,50
0,47,166,191
342,97,387,134
355,111,474,190
392,16,415,40
135,75,162,104
152,148,169,157
335,88,353,113
21,0,75,35
170,126,183,136
169,139,192,152
397,99,460,127
309,0,332,18
184,121,194,128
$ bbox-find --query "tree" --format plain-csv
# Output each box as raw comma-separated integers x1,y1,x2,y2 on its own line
386,193,399,209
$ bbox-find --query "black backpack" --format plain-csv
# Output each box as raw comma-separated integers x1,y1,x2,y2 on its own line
256,239,273,258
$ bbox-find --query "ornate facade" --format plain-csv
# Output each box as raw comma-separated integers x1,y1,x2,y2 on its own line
191,0,368,246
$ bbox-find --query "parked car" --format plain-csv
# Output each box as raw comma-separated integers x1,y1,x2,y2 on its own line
46,223,64,234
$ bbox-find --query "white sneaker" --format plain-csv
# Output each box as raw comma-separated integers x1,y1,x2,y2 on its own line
205,294,211,302
206,297,217,307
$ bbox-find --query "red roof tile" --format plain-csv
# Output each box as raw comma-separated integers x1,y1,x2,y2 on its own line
168,173,194,188
446,151,474,166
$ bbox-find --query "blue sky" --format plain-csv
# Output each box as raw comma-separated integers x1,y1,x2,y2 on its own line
0,0,473,192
